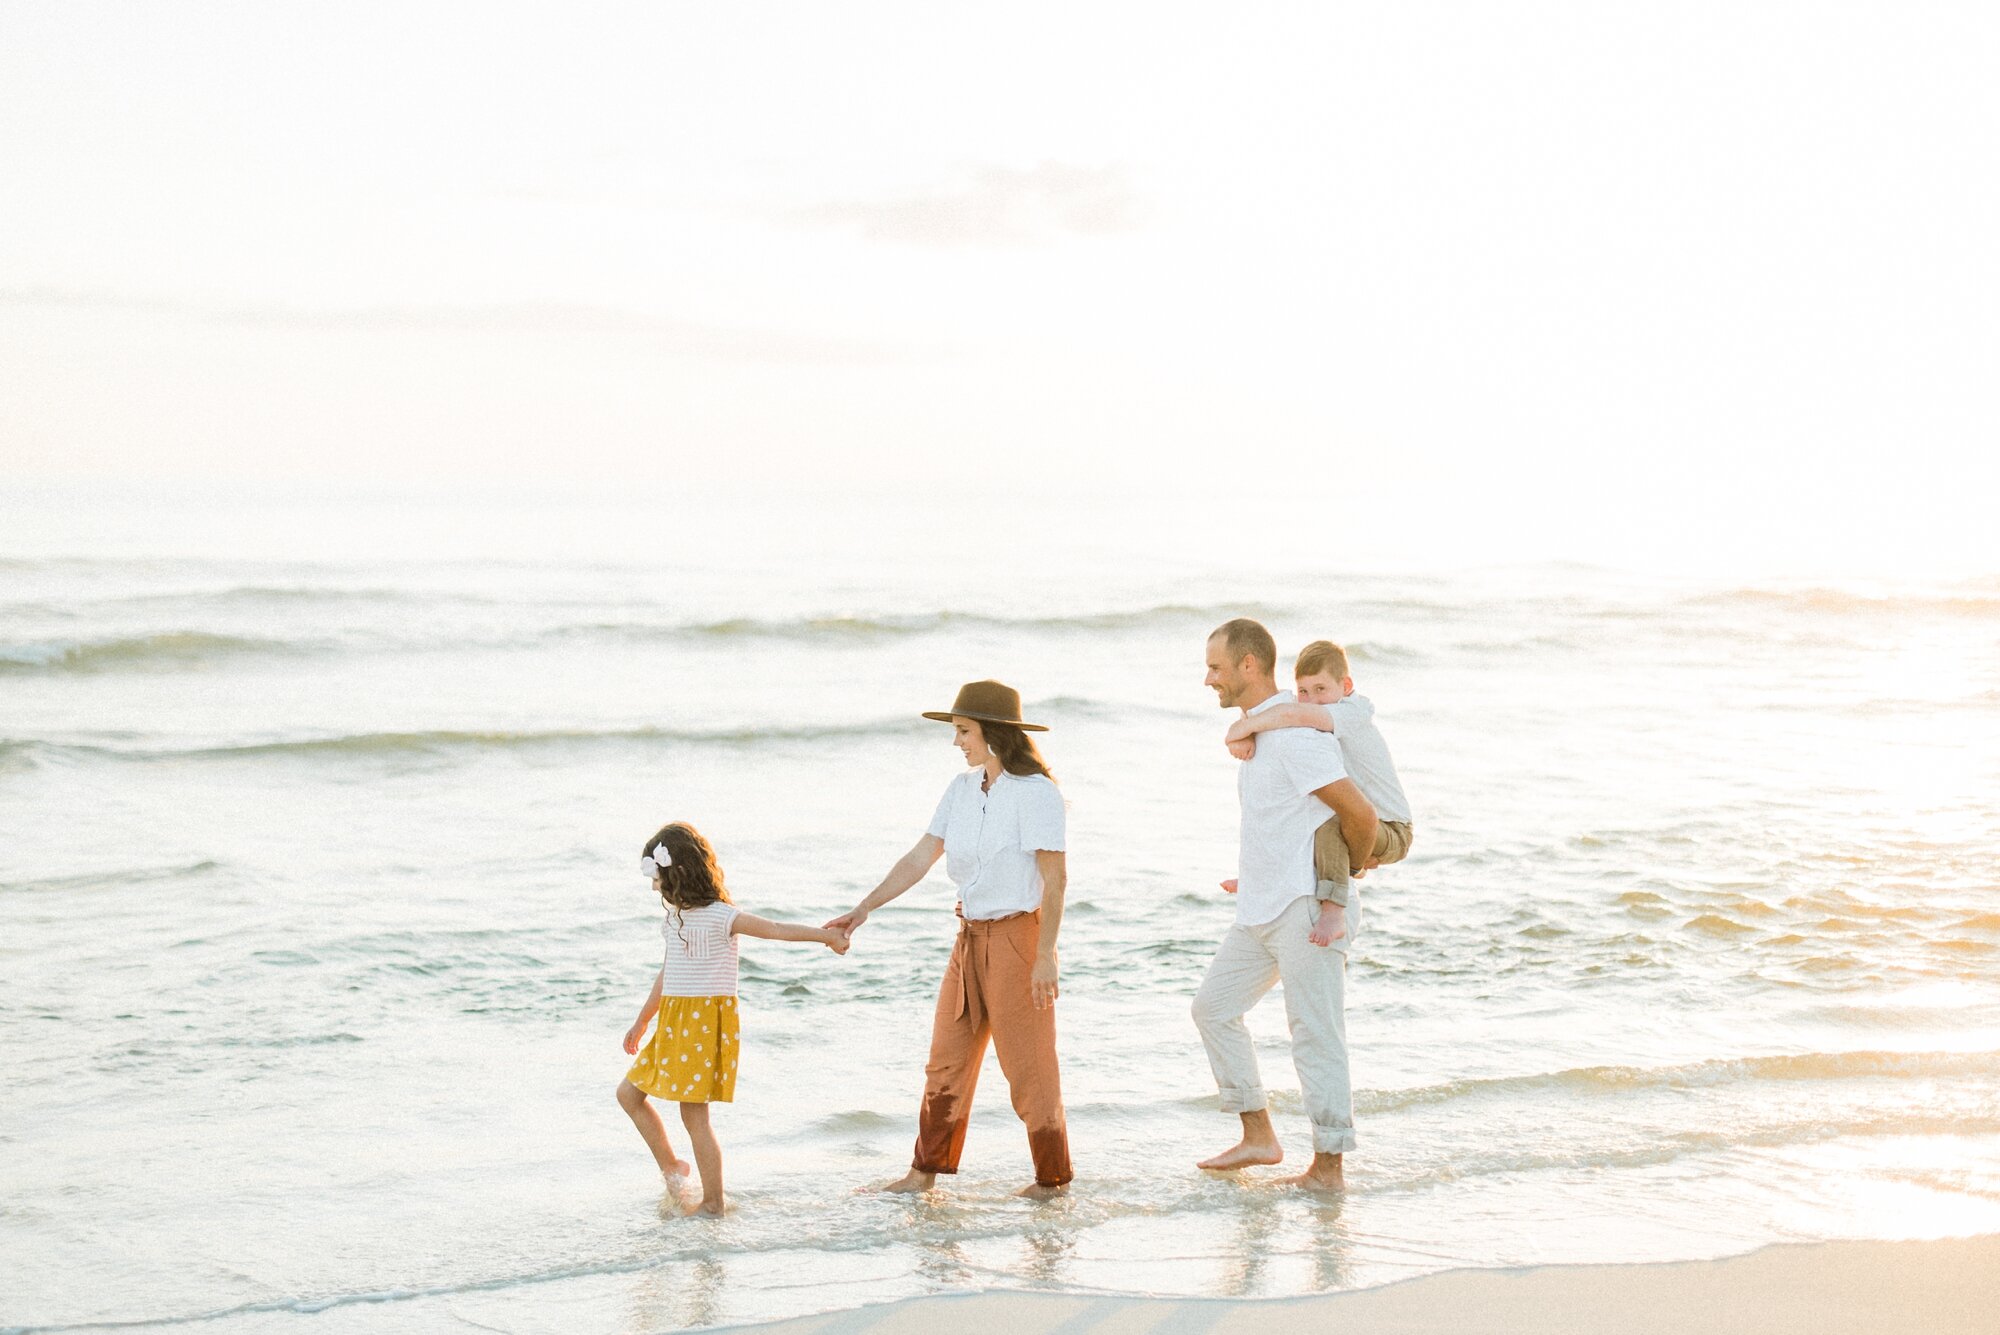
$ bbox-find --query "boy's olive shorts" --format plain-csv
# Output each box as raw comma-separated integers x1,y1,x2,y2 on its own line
1313,819,1413,906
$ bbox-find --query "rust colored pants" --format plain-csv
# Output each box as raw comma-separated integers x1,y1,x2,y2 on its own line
912,910,1073,1187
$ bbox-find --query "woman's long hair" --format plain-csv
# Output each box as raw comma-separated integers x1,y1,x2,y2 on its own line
980,720,1055,781
644,823,731,946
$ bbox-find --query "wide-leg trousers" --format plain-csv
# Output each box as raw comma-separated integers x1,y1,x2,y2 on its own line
911,909,1073,1187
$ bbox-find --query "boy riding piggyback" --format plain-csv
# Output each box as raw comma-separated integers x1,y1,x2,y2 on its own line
1223,640,1414,944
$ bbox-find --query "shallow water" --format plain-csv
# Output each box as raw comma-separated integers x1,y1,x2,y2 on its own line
4,520,1998,1333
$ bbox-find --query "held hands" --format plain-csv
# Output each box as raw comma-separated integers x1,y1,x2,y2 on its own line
823,928,851,955
1031,954,1060,1009
1225,719,1257,761
822,907,868,937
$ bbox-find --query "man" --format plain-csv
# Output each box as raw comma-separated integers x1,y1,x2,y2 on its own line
1192,617,1379,1191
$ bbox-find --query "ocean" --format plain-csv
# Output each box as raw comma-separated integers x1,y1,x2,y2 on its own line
3,492,1998,1333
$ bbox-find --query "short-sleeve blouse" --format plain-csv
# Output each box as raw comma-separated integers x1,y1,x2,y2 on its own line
925,769,1066,920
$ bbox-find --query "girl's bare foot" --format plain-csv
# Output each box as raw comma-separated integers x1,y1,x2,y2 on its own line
870,1168,938,1194
1197,1138,1284,1171
1017,1181,1069,1200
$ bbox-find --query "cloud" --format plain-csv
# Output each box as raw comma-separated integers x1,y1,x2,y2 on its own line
0,287,903,365
791,162,1143,246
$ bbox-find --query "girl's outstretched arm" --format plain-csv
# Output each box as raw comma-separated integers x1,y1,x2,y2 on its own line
732,912,850,954
624,969,663,1054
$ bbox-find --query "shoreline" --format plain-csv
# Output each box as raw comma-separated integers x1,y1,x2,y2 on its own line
715,1234,2000,1334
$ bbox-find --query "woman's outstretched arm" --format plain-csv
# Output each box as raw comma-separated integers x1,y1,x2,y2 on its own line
824,834,944,935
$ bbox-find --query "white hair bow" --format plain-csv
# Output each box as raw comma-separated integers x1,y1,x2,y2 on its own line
641,846,674,877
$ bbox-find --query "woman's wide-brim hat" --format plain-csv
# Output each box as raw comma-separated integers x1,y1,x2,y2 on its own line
922,680,1049,732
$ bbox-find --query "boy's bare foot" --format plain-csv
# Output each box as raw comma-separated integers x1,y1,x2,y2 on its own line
1016,1181,1069,1200
1220,878,1238,894
870,1168,938,1194
1278,1153,1345,1194
1198,1138,1283,1171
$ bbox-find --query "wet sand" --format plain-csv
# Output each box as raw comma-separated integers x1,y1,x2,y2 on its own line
723,1234,2000,1334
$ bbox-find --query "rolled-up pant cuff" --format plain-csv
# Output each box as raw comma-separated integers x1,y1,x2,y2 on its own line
1216,1084,1268,1114
1312,1124,1357,1155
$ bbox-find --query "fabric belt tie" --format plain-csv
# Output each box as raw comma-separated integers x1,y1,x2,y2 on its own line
951,908,1033,1032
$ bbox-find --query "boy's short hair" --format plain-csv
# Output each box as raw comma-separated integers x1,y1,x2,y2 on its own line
1295,639,1350,680
1210,618,1277,674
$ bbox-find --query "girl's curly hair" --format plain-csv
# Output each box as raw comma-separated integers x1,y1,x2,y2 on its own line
644,822,732,949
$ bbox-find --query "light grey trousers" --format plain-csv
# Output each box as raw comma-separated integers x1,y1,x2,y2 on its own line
1191,893,1358,1155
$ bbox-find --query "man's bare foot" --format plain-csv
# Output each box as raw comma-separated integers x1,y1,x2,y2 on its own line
870,1168,938,1194
1197,1140,1283,1171
1016,1181,1069,1200
1279,1153,1345,1193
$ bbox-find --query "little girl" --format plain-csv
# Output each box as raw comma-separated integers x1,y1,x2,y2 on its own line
616,821,848,1216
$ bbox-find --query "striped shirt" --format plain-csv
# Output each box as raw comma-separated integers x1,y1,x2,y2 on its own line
659,901,740,997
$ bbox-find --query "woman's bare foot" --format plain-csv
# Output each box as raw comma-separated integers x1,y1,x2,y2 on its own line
870,1168,938,1194
1277,1152,1345,1193
1016,1181,1069,1200
692,1196,726,1217
661,1158,692,1181
1197,1139,1284,1171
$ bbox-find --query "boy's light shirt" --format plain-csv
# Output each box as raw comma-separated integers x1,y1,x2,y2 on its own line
1310,692,1414,825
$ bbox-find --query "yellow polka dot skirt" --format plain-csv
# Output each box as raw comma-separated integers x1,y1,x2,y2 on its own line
627,995,739,1103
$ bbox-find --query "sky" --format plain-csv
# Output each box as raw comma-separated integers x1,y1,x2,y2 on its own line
2,2,1996,574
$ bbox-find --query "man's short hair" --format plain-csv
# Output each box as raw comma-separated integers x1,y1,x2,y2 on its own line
1210,618,1277,675
1295,640,1350,680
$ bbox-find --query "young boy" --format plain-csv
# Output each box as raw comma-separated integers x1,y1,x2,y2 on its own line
1221,640,1414,944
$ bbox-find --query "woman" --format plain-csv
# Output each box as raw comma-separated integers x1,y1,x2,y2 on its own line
826,680,1073,1197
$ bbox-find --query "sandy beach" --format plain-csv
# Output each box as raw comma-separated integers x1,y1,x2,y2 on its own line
726,1235,2000,1335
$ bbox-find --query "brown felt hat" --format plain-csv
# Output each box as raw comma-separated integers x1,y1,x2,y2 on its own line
921,680,1049,732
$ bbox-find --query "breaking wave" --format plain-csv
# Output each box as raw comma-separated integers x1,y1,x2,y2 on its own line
0,631,307,673
1359,1048,2000,1116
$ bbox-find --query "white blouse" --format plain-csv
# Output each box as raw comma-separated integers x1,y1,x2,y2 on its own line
926,769,1066,920
659,901,740,997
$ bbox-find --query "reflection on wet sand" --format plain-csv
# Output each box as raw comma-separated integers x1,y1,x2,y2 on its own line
1307,1194,1355,1292
1215,1184,1283,1296
1020,1212,1078,1287
627,1254,725,1333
